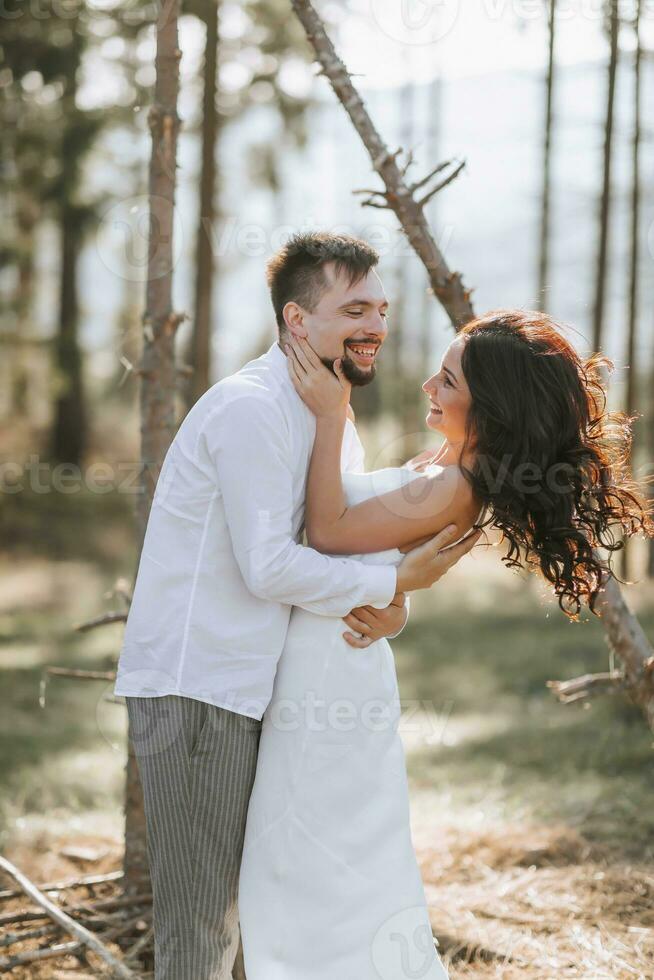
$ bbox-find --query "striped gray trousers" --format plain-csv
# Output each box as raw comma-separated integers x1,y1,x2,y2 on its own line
126,695,262,980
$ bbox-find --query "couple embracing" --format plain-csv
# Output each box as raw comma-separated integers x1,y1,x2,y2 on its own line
115,232,650,979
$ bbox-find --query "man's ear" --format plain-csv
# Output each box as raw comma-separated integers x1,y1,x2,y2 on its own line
282,301,308,338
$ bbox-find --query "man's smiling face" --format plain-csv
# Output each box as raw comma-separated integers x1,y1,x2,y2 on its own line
284,262,389,386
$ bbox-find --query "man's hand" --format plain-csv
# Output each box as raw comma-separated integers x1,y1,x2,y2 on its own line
396,524,482,593
342,591,407,649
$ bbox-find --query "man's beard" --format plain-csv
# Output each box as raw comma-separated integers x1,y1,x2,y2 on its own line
320,351,377,387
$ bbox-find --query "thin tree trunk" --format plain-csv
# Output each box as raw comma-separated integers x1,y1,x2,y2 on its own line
188,0,220,406
12,191,38,417
648,371,654,576
592,0,619,354
538,0,556,309
291,0,654,731
124,0,184,891
621,0,642,581
51,202,86,466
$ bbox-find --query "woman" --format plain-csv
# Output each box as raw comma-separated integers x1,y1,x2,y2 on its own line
238,310,652,979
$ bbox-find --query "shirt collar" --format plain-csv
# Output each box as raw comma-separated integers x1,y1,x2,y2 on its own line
264,340,291,385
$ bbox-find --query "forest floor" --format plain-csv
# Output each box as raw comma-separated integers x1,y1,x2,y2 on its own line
1,486,653,978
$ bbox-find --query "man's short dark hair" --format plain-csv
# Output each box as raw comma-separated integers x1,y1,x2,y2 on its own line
265,232,380,333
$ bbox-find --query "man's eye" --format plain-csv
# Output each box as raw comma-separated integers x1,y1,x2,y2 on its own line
346,310,363,317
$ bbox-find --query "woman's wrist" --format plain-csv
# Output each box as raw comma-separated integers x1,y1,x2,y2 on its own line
315,408,348,427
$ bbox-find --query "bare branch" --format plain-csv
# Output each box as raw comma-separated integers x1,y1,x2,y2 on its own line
75,612,127,634
417,159,466,206
546,670,626,704
0,870,123,902
0,856,136,978
44,667,117,682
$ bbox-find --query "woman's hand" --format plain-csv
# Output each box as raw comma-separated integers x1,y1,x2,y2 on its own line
285,336,351,420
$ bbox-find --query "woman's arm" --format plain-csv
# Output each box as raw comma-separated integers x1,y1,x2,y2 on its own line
286,337,480,556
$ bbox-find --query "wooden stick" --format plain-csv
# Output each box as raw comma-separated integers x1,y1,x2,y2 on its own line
0,856,136,979
547,669,626,703
44,667,117,681
0,891,153,927
0,869,123,901
74,613,127,634
0,924,58,948
0,940,81,972
124,923,154,963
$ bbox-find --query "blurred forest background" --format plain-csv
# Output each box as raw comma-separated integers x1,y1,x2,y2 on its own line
1,0,654,976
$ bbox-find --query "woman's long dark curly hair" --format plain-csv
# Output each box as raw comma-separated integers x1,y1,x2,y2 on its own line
456,310,654,619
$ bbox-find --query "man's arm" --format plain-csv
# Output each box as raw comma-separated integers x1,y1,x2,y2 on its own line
201,391,398,617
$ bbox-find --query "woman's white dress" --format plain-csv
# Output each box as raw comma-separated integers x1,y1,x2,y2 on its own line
238,466,450,980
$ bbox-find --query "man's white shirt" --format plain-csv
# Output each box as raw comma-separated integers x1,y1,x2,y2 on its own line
114,341,406,720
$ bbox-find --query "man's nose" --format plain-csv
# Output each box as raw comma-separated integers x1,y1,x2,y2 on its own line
365,314,387,338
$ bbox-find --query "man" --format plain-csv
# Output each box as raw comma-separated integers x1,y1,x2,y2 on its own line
114,232,480,979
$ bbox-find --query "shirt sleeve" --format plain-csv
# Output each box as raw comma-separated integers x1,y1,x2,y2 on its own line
202,392,397,616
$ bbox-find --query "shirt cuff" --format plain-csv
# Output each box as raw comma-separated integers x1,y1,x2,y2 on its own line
363,565,398,609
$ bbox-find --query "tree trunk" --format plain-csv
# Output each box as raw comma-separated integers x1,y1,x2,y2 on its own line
124,0,184,891
648,376,654,576
591,0,619,355
537,0,556,309
620,0,641,581
12,191,38,417
51,202,87,466
187,0,221,406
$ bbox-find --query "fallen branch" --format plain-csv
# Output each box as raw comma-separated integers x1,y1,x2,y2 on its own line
290,0,473,328
0,856,136,978
0,924,58,948
44,667,117,681
123,923,154,963
0,940,81,973
0,869,123,902
0,891,153,927
75,613,128,633
290,0,654,731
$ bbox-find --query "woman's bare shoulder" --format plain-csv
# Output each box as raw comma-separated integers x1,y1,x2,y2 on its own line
426,463,480,519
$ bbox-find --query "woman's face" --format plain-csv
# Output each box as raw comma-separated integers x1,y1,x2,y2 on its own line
422,337,472,443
